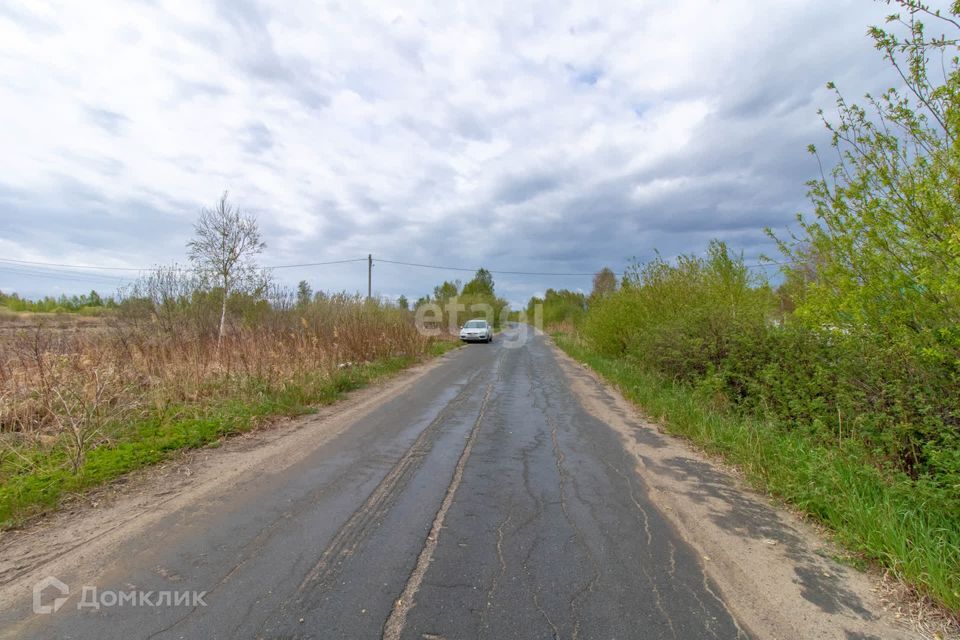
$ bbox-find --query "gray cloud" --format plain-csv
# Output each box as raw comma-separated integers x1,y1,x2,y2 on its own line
242,122,274,154
175,79,229,101
567,65,602,87
0,178,192,282
61,151,126,177
213,0,330,111
451,110,491,142
0,0,904,303
0,3,59,34
493,172,562,205
84,107,130,135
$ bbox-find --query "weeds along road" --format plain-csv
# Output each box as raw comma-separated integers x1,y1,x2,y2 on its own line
0,327,921,640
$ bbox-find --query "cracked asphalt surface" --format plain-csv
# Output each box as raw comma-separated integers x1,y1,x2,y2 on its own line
7,329,747,639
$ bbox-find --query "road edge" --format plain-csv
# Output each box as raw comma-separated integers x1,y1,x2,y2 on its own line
547,336,935,640
0,344,465,614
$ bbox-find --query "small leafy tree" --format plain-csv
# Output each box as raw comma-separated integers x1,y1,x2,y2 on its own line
589,267,617,304
297,280,313,309
187,192,266,349
397,294,409,310
768,0,960,487
772,0,960,364
462,268,494,296
528,288,587,327
432,280,460,302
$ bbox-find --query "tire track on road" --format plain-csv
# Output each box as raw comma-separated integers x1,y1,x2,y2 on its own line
382,352,504,640
293,367,487,603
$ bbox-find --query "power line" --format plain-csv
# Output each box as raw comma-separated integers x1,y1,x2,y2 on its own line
0,265,132,285
0,258,144,272
0,255,617,278
745,260,796,269
265,258,368,269
0,256,369,273
0,261,133,279
376,257,794,276
375,258,615,277
0,255,796,289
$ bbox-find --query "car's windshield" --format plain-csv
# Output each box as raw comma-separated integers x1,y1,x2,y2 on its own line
464,320,487,328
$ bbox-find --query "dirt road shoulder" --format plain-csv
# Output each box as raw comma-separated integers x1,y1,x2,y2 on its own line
551,339,939,640
0,351,455,613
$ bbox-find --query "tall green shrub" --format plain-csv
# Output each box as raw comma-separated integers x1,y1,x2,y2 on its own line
582,240,774,381
768,2,960,485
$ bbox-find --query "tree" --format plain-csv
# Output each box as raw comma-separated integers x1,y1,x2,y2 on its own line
529,288,587,327
771,1,960,362
187,192,266,348
589,267,617,303
433,280,460,302
297,280,313,309
462,268,494,297
397,294,409,310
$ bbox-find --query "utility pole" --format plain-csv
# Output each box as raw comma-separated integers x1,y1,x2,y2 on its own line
367,254,372,300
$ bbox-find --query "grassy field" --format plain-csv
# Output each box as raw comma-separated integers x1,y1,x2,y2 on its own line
0,354,462,528
0,305,108,329
555,333,960,616
0,298,460,529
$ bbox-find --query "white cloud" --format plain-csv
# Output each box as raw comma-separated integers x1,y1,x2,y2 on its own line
0,0,904,300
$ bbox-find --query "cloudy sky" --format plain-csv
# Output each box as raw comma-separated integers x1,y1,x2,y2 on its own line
0,0,902,305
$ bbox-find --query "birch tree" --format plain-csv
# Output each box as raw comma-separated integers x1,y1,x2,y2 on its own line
187,192,266,349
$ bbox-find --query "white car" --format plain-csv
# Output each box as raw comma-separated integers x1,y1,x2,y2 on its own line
459,319,493,343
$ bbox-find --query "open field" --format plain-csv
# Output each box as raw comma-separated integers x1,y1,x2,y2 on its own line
0,308,109,333
0,299,455,528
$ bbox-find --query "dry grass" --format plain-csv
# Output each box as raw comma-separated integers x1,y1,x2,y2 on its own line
544,320,577,335
875,571,960,640
0,296,429,494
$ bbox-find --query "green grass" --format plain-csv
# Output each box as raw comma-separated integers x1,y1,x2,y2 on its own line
428,338,463,357
0,355,422,529
555,334,960,614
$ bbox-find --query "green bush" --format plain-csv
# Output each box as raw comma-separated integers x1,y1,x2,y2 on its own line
557,337,960,613
0,290,115,313
581,240,774,378
527,288,587,329
576,239,960,505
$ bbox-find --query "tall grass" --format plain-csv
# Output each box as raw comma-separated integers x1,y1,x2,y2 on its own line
0,293,440,528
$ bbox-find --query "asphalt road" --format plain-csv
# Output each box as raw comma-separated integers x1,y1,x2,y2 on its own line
8,328,747,639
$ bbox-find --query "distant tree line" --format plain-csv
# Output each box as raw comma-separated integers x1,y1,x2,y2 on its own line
0,290,116,314
411,267,510,330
